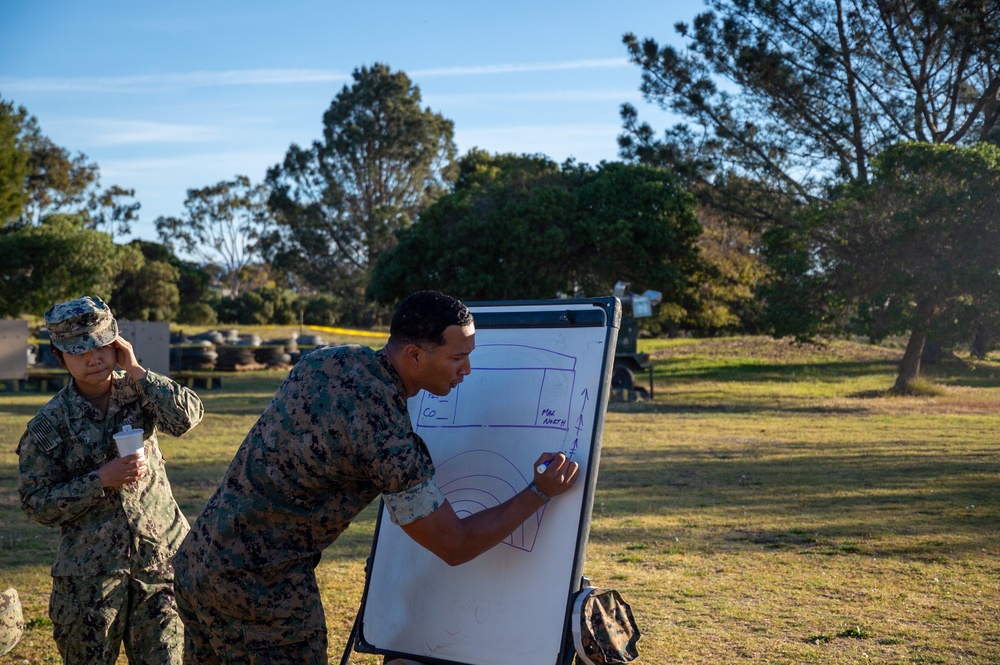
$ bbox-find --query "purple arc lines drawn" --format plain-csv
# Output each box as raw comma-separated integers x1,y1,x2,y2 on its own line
437,449,538,551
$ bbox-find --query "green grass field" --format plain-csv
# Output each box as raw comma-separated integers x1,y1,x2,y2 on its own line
2,335,998,663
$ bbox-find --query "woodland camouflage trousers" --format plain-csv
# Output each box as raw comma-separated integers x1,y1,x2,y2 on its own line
50,571,183,665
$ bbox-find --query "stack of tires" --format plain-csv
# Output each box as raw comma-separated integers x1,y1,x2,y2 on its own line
171,340,218,371
191,331,227,346
296,334,325,348
253,345,293,369
169,329,335,372
215,345,257,371
235,333,262,347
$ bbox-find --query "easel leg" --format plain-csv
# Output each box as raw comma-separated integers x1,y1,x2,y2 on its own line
338,606,362,665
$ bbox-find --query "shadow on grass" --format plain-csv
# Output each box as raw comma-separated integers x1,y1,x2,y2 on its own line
0,457,383,573
922,358,1000,388
0,403,49,419
610,401,876,416
188,372,287,416
593,450,1000,559
194,393,278,416
653,355,1000,390
655,358,902,383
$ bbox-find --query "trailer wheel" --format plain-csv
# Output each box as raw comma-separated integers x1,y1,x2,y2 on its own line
611,363,635,391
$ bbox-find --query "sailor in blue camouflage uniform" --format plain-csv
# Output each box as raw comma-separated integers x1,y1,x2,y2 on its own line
17,295,204,665
174,290,581,664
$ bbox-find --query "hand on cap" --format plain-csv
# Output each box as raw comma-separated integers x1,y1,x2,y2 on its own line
113,336,147,381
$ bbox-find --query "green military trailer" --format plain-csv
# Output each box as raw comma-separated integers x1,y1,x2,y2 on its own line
611,282,660,400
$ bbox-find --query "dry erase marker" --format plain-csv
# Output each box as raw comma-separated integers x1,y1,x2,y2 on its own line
536,460,553,474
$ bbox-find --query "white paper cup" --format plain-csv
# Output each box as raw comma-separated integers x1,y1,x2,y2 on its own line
113,427,145,459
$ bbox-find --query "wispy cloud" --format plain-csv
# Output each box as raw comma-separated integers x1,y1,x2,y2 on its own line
413,58,629,77
0,59,630,94
0,69,352,93
42,118,220,146
100,148,283,180
426,88,639,107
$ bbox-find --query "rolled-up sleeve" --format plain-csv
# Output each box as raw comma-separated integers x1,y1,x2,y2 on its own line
382,477,445,526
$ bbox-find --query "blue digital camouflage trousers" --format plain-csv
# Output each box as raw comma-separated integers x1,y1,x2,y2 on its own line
50,571,183,665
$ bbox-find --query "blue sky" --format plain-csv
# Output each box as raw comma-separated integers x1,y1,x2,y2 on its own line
1,1,703,242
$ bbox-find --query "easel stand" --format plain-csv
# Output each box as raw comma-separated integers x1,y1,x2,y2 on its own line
340,299,618,665
339,573,590,665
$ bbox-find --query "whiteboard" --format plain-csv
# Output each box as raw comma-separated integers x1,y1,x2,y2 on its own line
354,298,620,665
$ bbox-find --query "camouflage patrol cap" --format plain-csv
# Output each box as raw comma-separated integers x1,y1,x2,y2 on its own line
572,587,641,665
0,587,23,656
44,295,119,354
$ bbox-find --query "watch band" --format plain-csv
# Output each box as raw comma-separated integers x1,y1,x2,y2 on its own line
527,480,551,504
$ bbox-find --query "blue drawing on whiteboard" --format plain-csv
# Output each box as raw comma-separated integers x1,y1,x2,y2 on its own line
415,344,576,430
436,449,539,551
411,344,590,553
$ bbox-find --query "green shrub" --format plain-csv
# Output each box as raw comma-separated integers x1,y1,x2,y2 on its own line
215,287,301,325
176,301,218,325
303,294,341,327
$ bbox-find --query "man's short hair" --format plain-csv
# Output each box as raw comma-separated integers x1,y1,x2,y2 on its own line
389,291,473,348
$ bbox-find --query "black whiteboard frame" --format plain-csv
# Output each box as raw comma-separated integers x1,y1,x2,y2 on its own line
346,297,621,665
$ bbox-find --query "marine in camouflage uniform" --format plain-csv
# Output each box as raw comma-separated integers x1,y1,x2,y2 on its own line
174,290,580,665
17,296,204,665
174,343,445,663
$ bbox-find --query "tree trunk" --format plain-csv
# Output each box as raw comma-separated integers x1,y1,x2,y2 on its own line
893,301,934,394
893,327,927,393
971,322,991,360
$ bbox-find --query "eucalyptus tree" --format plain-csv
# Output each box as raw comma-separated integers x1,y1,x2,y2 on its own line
1,96,99,226
87,185,141,240
2,96,141,235
155,175,271,297
0,99,30,225
264,63,458,308
21,128,98,225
